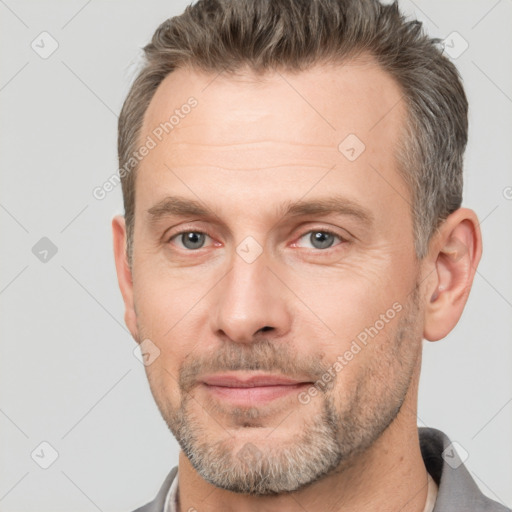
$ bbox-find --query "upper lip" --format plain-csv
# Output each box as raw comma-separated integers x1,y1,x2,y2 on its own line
201,373,311,388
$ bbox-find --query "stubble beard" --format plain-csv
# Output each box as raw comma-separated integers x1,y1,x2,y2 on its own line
144,285,422,495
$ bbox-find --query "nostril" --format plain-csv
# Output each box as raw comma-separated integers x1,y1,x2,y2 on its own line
258,326,273,333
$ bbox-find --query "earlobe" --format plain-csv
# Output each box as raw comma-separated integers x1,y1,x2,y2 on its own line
112,215,140,342
423,208,483,342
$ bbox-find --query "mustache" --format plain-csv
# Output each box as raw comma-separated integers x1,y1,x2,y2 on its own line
178,338,331,393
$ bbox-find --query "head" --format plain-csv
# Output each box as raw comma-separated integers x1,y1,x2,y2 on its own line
113,0,482,496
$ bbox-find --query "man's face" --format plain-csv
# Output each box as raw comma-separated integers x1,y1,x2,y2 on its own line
128,60,425,494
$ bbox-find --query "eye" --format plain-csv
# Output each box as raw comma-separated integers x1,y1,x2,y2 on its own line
170,231,212,250
295,230,344,250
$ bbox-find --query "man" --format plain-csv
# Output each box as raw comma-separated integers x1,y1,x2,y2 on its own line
112,0,509,511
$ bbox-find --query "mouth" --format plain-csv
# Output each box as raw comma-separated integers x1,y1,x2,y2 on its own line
200,372,313,405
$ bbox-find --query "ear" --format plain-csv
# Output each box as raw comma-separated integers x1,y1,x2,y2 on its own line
423,208,483,342
112,215,140,343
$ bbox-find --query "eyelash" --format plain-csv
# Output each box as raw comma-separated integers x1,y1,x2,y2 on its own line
166,227,347,251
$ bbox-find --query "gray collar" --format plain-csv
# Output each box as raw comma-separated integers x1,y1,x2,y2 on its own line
419,426,509,512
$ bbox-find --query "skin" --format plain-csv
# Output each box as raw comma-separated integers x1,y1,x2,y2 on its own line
112,58,482,512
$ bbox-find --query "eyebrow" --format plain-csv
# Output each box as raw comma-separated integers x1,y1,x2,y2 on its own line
146,194,374,228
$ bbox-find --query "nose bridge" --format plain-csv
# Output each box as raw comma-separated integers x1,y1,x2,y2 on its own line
210,249,290,342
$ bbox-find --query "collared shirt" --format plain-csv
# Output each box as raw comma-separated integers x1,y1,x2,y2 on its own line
163,469,179,512
133,427,511,512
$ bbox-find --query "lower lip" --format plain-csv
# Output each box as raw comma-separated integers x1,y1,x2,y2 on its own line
203,383,311,405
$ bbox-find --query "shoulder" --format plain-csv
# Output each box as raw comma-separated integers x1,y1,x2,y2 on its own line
130,466,178,512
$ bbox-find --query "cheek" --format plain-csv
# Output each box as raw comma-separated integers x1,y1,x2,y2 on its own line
284,256,405,344
319,306,412,407
133,260,209,339
132,278,198,400
144,363,183,419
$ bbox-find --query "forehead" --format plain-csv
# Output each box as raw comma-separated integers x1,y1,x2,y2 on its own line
136,58,410,222
141,58,405,158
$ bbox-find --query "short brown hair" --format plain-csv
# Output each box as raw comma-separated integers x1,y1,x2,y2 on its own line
118,0,468,266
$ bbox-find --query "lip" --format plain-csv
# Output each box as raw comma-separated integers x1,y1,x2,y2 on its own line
201,373,312,406
201,373,309,387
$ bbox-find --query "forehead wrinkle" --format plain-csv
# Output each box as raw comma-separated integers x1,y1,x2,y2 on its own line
152,140,343,171
154,163,334,172
162,140,338,150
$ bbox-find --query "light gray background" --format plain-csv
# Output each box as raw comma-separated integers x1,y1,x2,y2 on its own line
1,1,511,511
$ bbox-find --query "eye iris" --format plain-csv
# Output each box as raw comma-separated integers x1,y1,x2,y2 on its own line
182,232,205,249
310,231,335,249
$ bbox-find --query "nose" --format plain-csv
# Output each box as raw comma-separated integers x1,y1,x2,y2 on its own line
210,249,292,344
